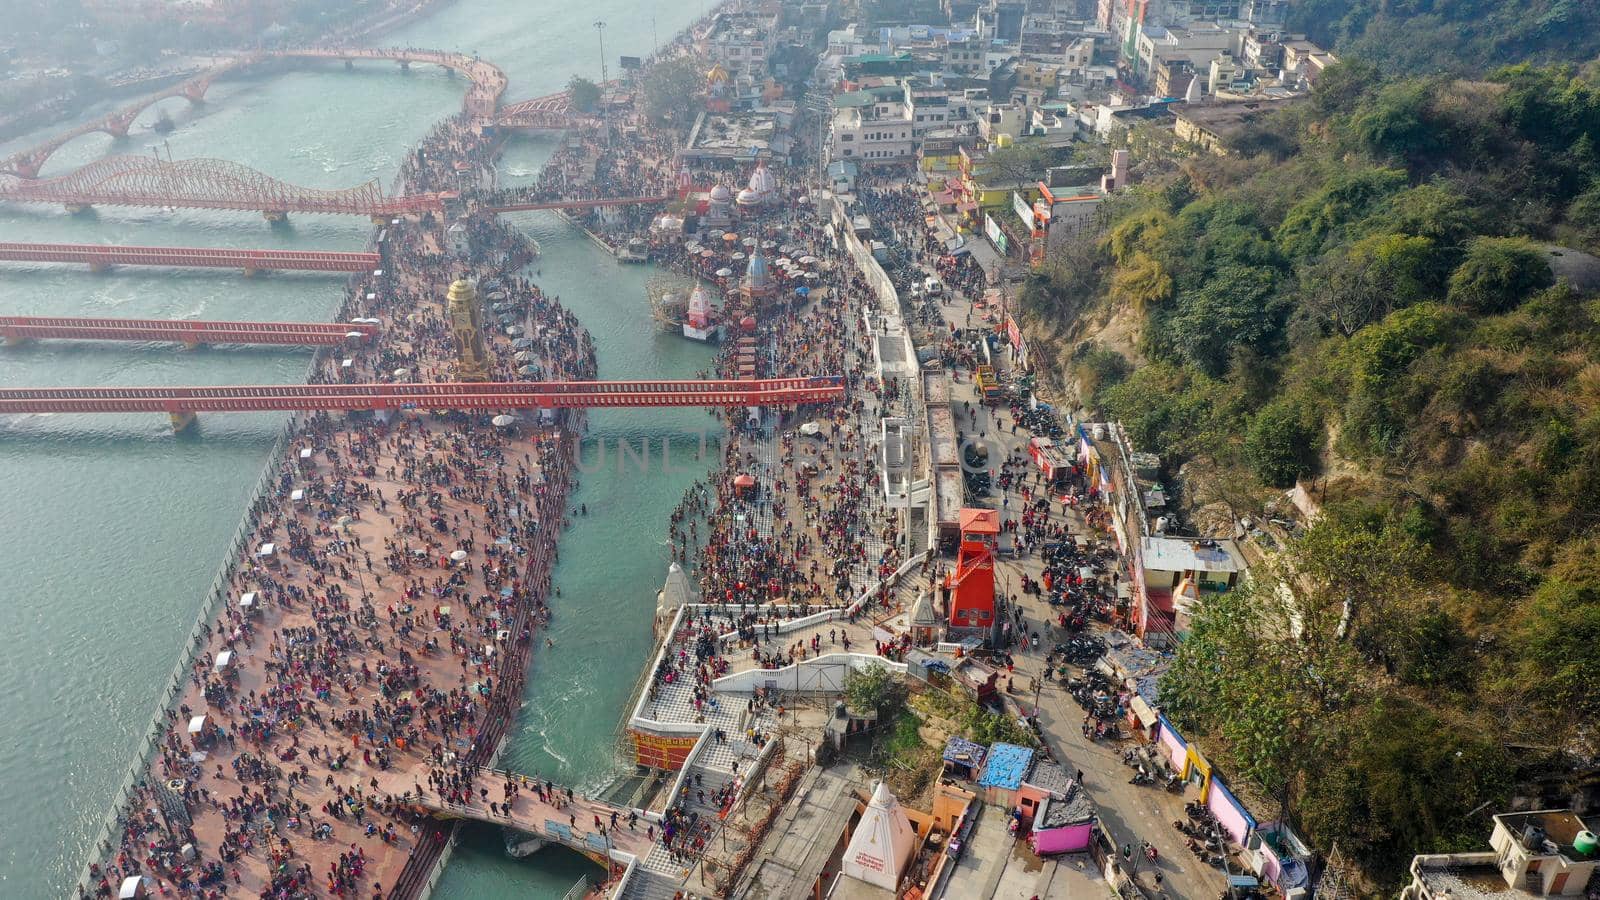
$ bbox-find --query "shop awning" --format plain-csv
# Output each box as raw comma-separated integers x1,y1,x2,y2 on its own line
1129,695,1159,728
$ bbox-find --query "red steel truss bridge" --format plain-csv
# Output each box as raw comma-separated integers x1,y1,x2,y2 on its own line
0,242,379,273
493,89,596,130
0,155,450,218
0,376,846,429
0,317,378,347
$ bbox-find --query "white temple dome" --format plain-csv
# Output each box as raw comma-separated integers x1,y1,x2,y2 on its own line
747,163,778,200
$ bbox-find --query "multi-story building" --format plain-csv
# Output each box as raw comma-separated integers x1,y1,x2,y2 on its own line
1207,52,1243,94
1242,31,1286,69
1170,0,1239,21
1019,13,1073,57
1153,58,1195,98
1242,0,1289,25
942,34,987,74
945,0,985,25
702,10,779,79
1135,24,1239,81
978,101,1029,142
908,85,978,136
1062,36,1097,76
978,1,1027,42
1281,39,1337,84
1401,809,1598,899
1015,61,1063,97
830,87,916,165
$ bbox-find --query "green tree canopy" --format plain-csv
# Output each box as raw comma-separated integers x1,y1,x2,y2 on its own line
567,76,601,113
641,55,705,125
1244,398,1321,487
1160,264,1286,375
844,662,908,717
1446,237,1554,314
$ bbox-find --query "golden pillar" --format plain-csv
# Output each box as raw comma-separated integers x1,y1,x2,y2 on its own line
447,277,491,382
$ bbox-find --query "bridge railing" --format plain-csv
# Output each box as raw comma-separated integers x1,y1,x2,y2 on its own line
73,407,303,895
73,207,385,893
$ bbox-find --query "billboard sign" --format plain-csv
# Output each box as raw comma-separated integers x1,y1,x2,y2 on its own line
985,214,1008,255
1012,191,1035,230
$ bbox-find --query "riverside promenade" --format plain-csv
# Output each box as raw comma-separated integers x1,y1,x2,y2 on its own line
79,102,599,900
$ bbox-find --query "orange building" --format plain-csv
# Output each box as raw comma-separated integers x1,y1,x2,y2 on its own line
944,509,1000,632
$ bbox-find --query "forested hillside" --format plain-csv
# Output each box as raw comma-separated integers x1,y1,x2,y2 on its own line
1291,0,1600,75
1018,63,1600,888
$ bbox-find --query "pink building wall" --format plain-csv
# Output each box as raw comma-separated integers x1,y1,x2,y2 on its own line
1206,779,1252,844
1159,720,1186,772
1033,822,1094,854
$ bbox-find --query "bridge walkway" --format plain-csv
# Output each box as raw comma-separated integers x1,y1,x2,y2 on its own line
370,768,652,866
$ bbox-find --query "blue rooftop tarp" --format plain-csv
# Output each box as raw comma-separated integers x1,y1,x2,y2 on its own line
942,736,987,767
977,742,1034,790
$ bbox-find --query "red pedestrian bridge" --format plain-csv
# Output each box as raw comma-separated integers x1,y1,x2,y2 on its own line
0,376,845,430
0,316,377,348
0,155,449,219
0,242,379,274
493,89,595,130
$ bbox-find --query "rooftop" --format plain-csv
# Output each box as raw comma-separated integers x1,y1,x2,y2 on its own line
1023,758,1074,797
1174,99,1293,135
740,766,861,899
942,736,988,768
1140,536,1246,574
977,742,1034,791
1495,809,1596,856
1037,783,1096,829
685,111,782,160
1412,854,1517,898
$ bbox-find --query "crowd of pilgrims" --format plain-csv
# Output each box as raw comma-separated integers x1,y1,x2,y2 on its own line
657,193,907,622
83,54,1026,899
477,127,682,244
85,106,595,900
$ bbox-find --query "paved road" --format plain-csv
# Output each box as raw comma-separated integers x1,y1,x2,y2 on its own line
923,272,1228,900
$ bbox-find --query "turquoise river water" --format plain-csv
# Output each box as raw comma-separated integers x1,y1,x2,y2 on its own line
0,1,715,895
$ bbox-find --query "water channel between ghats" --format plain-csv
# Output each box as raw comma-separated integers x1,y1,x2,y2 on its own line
0,1,712,894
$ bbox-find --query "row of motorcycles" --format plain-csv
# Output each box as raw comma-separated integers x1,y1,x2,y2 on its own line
1122,743,1184,792
1175,802,1232,870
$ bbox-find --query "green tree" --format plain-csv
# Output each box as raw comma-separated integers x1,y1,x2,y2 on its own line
979,140,1062,184
1349,79,1439,159
1162,264,1285,375
1564,180,1600,247
1276,168,1409,260
844,662,909,718
1110,252,1172,313
567,76,601,113
1103,209,1170,266
642,55,705,125
1312,58,1383,117
1511,576,1600,722
1245,399,1321,487
1446,237,1553,314
1288,506,1426,641
1295,693,1510,876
